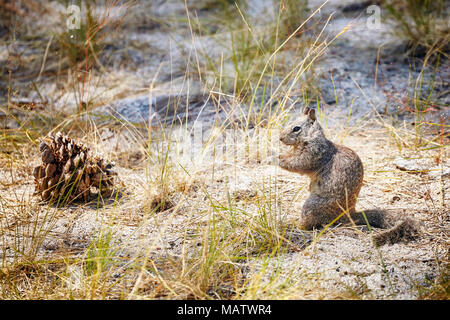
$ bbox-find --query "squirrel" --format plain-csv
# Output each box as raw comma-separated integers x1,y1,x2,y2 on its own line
278,107,418,245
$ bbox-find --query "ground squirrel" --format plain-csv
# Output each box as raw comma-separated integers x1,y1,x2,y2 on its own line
279,107,418,245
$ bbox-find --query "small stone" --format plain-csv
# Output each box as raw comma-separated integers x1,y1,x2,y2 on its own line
393,157,423,172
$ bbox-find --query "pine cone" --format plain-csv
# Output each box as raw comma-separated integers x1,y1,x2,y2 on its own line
33,132,116,203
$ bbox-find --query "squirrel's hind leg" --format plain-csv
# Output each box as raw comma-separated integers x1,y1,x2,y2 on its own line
300,195,355,229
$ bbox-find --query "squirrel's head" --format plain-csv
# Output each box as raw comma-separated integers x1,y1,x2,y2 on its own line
280,107,323,146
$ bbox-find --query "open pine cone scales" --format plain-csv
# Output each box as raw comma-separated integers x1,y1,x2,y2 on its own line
33,132,116,203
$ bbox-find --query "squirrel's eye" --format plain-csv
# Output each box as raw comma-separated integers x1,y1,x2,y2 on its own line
292,126,301,133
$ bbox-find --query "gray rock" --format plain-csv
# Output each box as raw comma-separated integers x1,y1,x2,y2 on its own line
394,157,449,178
393,157,424,172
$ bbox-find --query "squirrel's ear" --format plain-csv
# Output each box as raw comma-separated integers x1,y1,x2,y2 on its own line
306,108,316,121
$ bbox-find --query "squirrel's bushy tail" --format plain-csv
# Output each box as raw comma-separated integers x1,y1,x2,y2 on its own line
352,209,419,246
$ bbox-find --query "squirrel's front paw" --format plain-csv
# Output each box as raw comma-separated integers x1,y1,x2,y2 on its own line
278,153,288,168
278,154,291,169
